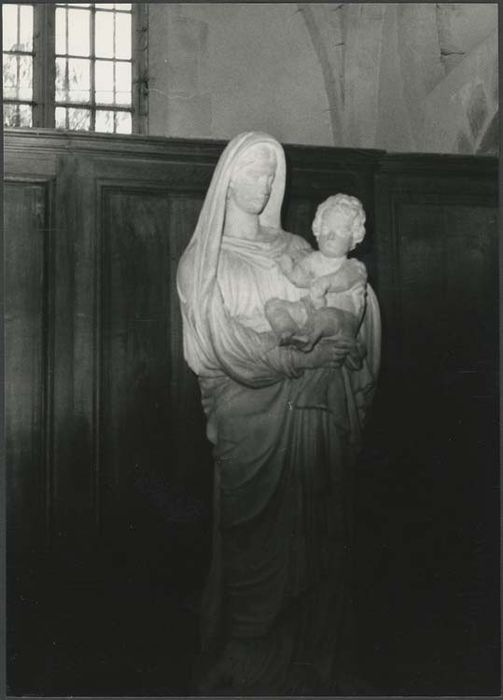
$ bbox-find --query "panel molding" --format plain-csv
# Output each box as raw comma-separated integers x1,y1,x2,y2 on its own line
374,165,497,374
4,177,55,549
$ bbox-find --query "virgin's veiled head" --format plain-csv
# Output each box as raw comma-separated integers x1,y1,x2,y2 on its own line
177,132,287,310
227,143,278,219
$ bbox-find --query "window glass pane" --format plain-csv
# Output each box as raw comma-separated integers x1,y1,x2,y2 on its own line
3,54,33,100
2,5,19,52
4,103,18,127
67,107,91,130
56,57,91,102
116,4,132,11
68,8,90,56
67,58,91,102
55,57,68,101
55,7,67,55
115,61,131,105
95,11,114,58
3,53,18,97
55,106,67,129
95,60,114,104
95,3,113,8
5,102,33,127
19,4,33,51
95,109,115,133
116,110,131,134
17,54,33,101
114,12,131,60
18,103,32,126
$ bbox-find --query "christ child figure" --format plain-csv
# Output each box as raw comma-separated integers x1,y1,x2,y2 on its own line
265,193,368,352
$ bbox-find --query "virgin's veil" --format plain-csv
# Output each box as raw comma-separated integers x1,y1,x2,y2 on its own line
177,132,290,381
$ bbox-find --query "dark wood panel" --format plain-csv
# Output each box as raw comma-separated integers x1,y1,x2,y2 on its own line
387,195,497,378
4,180,51,694
443,205,498,369
374,164,497,372
51,156,97,542
166,194,213,492
397,201,446,371
283,196,317,246
100,189,211,527
360,163,499,694
5,181,48,551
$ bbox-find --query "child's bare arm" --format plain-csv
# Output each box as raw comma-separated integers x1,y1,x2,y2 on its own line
277,254,313,288
325,259,367,293
309,275,332,304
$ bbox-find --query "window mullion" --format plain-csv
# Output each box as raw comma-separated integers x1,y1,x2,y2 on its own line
90,5,96,131
132,3,148,135
32,3,55,128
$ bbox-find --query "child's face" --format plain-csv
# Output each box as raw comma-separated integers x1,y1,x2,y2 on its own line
316,208,356,257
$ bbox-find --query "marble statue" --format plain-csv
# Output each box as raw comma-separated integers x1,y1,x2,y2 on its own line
177,132,381,694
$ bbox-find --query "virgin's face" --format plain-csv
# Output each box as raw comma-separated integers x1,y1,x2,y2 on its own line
228,145,277,215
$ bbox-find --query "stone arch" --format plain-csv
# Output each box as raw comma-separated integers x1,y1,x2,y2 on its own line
422,29,497,154
475,110,498,155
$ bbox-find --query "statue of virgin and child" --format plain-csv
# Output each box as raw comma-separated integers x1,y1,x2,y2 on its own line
177,132,381,695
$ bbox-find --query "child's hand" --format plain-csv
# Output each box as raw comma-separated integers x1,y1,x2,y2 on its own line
277,253,294,275
309,277,330,308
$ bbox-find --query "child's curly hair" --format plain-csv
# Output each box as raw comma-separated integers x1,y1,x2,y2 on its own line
312,193,366,251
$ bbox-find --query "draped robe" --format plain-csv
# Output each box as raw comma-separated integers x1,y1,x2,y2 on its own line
177,132,381,693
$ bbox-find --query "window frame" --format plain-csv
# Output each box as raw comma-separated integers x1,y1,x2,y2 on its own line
5,2,148,134
3,4,36,126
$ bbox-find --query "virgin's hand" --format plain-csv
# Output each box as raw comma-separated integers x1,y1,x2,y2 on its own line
295,337,355,369
345,339,367,371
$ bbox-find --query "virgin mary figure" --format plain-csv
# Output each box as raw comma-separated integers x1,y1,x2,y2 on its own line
177,132,381,694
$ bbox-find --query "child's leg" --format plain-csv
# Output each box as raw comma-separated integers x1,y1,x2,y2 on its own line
264,298,301,342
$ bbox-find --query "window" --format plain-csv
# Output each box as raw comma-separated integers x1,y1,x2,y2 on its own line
2,2,148,133
3,4,34,127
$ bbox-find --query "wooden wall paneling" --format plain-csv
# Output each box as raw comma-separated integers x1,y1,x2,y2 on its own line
100,188,212,538
164,193,213,501
44,154,219,693
283,196,318,247
5,181,48,549
442,203,498,372
84,157,216,534
374,156,498,376
361,155,499,694
52,156,98,545
4,178,53,692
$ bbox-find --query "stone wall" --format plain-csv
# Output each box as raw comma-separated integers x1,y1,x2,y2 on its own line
147,3,498,154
